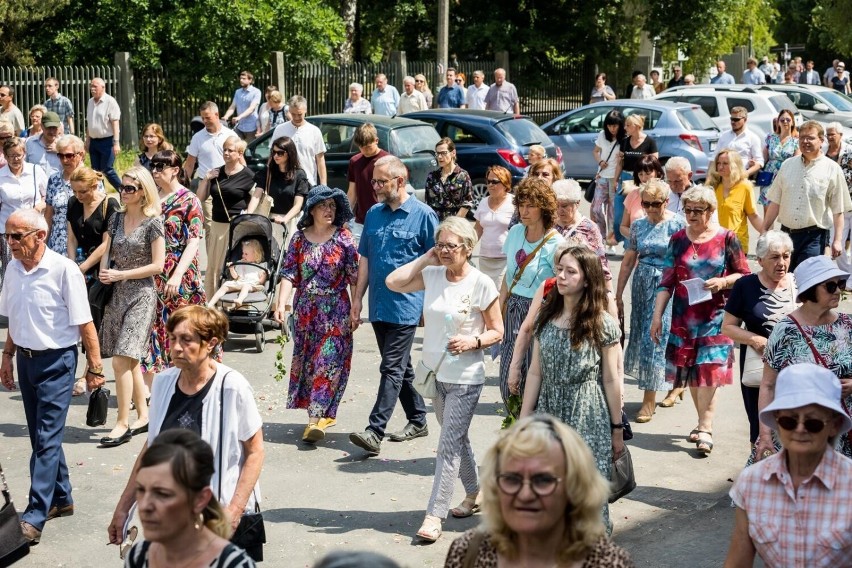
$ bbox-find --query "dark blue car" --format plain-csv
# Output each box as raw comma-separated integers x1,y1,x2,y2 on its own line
405,109,562,206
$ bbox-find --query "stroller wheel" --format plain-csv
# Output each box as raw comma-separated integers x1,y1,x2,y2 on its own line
255,329,265,352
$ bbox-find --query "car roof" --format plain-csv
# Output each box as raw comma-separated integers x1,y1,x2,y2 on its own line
659,85,783,98
759,84,836,93
579,100,706,111
307,113,433,129
406,109,534,124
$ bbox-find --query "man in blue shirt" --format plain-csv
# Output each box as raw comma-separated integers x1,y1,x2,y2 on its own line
370,74,400,116
222,71,261,142
741,57,766,84
436,68,467,109
350,155,439,455
711,60,736,84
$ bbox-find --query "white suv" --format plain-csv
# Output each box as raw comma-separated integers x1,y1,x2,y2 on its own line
655,85,803,140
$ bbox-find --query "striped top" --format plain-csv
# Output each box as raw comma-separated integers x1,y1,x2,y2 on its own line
124,542,256,568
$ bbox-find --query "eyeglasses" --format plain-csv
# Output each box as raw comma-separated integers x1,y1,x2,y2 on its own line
496,473,562,497
118,184,141,194
486,179,502,185
271,149,287,157
436,150,451,157
57,152,79,160
684,207,708,216
455,79,463,84
415,80,424,83
641,200,665,209
435,242,463,252
4,229,38,242
822,279,847,294
315,201,337,211
730,117,745,122
150,162,171,172
776,415,833,434
778,118,792,124
370,178,396,188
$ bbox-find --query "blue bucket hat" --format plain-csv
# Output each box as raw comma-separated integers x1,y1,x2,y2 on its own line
303,185,354,227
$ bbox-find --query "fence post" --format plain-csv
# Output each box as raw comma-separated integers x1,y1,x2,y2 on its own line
390,51,407,87
270,52,286,96
114,52,138,148
496,51,510,76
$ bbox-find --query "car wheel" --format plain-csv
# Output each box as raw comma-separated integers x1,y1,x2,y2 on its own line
471,178,488,209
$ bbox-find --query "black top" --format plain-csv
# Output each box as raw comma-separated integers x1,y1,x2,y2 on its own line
67,195,120,277
725,274,797,338
253,167,311,215
160,377,216,436
211,167,255,223
621,136,658,174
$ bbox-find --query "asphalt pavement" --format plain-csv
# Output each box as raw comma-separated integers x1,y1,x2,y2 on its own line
2,210,807,567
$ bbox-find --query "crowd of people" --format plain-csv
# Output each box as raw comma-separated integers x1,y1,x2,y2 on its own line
1,60,851,568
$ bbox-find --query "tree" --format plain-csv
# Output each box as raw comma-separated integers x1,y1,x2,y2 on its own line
0,0,70,65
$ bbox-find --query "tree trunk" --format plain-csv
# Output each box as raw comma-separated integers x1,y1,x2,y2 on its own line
335,0,357,64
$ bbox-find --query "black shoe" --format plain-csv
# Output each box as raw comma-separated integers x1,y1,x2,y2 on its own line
129,423,149,436
47,503,74,521
387,422,429,442
100,430,132,447
349,430,382,455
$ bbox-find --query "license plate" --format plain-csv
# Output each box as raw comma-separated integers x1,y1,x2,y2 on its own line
709,140,716,152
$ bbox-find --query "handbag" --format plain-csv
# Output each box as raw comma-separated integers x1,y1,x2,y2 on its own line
88,213,116,331
86,386,110,427
502,230,558,319
756,170,775,187
218,372,265,562
741,346,764,388
0,463,29,565
609,446,636,503
414,351,447,399
255,170,276,218
585,142,618,203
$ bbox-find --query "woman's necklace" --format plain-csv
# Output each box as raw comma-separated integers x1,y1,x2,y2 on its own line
690,241,701,260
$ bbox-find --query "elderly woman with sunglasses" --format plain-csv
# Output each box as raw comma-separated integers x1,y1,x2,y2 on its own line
444,416,634,567
473,165,514,291
387,216,502,543
757,109,799,210
756,256,852,461
45,135,88,255
617,179,685,423
725,363,852,568
650,186,750,455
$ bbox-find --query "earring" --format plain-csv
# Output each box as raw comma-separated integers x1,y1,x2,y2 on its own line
194,512,204,530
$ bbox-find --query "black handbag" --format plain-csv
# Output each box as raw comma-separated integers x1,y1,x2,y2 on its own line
218,373,265,562
86,386,110,427
609,446,636,503
0,462,30,565
585,142,618,203
87,214,116,332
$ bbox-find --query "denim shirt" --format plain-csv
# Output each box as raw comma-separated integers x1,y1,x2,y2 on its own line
358,197,438,325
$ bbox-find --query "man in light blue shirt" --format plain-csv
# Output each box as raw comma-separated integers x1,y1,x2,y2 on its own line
742,57,766,85
711,60,736,84
25,112,61,178
222,71,261,142
350,155,439,456
371,74,400,116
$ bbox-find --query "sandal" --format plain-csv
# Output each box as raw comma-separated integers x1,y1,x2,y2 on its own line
659,388,685,408
450,494,480,518
72,378,86,397
696,431,713,455
687,428,701,443
416,515,442,543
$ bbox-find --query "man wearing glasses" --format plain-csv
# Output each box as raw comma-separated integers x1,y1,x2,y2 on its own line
0,85,25,136
714,107,764,178
349,155,438,456
763,121,852,270
0,209,105,545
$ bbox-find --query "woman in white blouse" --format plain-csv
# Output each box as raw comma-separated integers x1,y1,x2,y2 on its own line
473,165,514,291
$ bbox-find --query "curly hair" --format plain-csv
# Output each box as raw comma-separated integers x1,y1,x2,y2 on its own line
514,177,557,230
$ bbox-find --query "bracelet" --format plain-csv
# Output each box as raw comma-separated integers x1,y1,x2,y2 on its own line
610,422,624,429
476,336,481,349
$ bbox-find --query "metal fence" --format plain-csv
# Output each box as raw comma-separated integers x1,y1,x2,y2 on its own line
282,61,399,116
0,65,119,138
510,58,595,124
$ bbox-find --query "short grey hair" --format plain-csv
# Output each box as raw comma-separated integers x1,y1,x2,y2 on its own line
56,135,84,153
665,156,692,174
825,121,843,134
9,208,48,232
755,230,793,259
436,216,479,258
681,184,718,212
402,76,415,85
640,179,671,201
288,95,307,110
374,155,407,180
349,82,363,94
552,179,582,202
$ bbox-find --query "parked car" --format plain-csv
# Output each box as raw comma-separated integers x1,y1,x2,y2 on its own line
655,85,802,140
404,109,562,206
540,100,719,181
244,113,440,191
760,83,852,129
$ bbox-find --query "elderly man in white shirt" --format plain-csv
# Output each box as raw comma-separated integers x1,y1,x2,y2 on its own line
465,70,489,110
630,74,656,99
398,76,428,115
715,106,765,177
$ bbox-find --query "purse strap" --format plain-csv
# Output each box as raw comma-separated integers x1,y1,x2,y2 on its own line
507,230,557,297
596,141,618,176
462,530,485,568
216,179,232,223
216,370,259,513
788,314,828,367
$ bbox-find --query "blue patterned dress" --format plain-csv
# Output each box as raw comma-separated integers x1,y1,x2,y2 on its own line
624,215,686,391
45,172,72,254
758,133,798,206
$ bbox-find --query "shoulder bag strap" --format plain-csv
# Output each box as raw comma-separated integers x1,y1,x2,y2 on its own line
462,530,486,568
788,315,828,367
216,179,232,223
216,370,234,500
507,230,557,297
596,140,618,176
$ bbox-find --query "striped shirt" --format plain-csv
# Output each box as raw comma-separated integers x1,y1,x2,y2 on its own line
125,542,256,567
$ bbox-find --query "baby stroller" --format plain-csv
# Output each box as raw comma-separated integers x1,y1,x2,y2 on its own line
215,213,285,352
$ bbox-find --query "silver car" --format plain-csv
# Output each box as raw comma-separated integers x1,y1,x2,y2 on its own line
541,100,719,181
760,84,852,128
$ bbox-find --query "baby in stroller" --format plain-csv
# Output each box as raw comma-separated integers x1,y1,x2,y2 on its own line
207,238,268,308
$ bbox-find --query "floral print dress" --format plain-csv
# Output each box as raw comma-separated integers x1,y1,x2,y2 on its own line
280,227,359,419
424,165,473,221
142,187,206,373
45,172,72,254
758,133,798,205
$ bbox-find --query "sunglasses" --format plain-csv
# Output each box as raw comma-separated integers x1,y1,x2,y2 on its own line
271,149,287,157
641,200,665,209
823,279,847,294
684,207,708,216
486,179,502,185
4,229,38,242
57,152,79,160
778,118,792,124
730,117,745,122
150,162,171,172
455,79,463,84
118,184,141,194
776,415,832,434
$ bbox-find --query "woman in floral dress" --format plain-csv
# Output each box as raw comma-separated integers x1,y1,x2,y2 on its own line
45,135,88,254
141,150,206,387
273,186,359,444
521,244,625,534
651,186,750,455
757,109,799,209
425,137,473,221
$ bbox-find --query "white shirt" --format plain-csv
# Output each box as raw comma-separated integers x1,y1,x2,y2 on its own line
0,163,48,229
148,364,263,512
271,121,326,185
421,266,498,385
766,155,852,229
466,84,489,110
473,194,515,258
595,132,619,178
715,128,765,168
86,93,121,139
186,126,236,179
397,90,428,115
0,248,90,350
630,85,656,99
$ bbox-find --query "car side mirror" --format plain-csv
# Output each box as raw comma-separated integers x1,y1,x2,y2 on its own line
813,103,830,113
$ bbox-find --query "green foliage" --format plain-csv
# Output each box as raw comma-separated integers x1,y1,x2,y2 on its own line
0,0,70,65
501,394,522,429
273,331,290,382
813,0,852,55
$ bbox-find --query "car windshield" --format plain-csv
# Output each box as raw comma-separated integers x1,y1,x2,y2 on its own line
819,90,852,112
391,126,441,157
496,117,549,146
769,95,798,113
677,108,718,131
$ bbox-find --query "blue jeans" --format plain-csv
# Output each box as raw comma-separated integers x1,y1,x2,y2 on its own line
88,137,122,190
367,321,427,438
17,346,78,530
613,172,633,244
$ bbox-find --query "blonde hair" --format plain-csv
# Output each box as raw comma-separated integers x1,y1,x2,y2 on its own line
122,166,161,217
528,144,546,159
625,114,645,129
69,166,104,189
241,239,265,263
436,216,478,259
640,179,671,202
224,135,247,154
480,416,609,563
29,104,47,117
0,121,13,137
267,90,283,105
707,149,750,189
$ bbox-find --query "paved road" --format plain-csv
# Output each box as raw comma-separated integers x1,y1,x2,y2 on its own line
3,210,816,567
